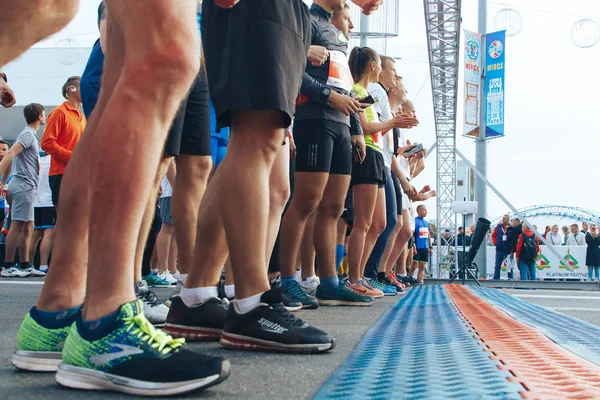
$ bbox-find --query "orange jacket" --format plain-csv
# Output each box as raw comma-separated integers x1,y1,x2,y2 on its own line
41,102,86,176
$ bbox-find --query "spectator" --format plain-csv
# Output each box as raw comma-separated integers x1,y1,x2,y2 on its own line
41,76,86,210
457,226,471,247
562,225,569,245
516,223,540,281
546,224,562,246
0,140,10,223
155,162,178,285
29,152,55,274
491,214,516,279
543,225,551,239
585,225,600,281
581,221,590,237
0,104,46,277
566,223,586,246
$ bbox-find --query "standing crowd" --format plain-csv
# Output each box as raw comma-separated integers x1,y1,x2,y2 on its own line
0,0,442,396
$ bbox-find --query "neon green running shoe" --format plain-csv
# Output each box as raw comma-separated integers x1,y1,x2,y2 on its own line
56,300,230,396
12,311,71,371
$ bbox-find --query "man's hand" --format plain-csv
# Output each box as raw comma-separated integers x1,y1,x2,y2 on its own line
351,134,366,164
429,248,433,256
429,190,437,197
0,79,15,108
393,114,419,129
420,185,431,193
329,91,360,116
351,0,383,15
307,45,329,66
289,137,297,160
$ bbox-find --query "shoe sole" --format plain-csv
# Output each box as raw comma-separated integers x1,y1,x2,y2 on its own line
383,292,397,296
220,333,334,354
284,305,303,312
55,360,230,396
317,299,373,306
163,324,222,341
301,303,319,310
11,351,62,372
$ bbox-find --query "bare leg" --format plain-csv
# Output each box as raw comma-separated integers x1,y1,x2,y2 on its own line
39,229,53,266
265,142,290,265
0,0,78,67
17,222,34,263
4,221,23,263
83,0,199,320
224,257,233,285
171,155,212,275
378,215,402,274
168,234,178,274
358,188,386,277
347,185,378,284
300,212,316,279
279,172,329,278
313,174,350,280
156,222,175,274
384,209,412,275
28,229,43,264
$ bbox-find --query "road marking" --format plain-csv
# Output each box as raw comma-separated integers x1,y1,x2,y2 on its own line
514,294,600,300
552,307,600,312
0,280,43,285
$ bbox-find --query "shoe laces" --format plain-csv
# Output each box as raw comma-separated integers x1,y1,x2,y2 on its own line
270,303,305,327
124,313,184,355
285,280,309,299
139,290,161,307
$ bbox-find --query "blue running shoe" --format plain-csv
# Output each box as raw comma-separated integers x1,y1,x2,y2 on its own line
316,282,374,306
367,278,397,296
281,280,319,310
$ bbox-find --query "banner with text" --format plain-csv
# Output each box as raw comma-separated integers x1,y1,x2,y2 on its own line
463,30,482,139
484,30,506,139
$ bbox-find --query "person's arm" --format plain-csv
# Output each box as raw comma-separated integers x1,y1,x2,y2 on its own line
516,235,523,260
536,237,540,255
412,157,425,179
0,73,16,108
491,226,498,246
41,110,72,164
390,157,417,197
410,191,437,201
0,142,24,184
99,14,107,52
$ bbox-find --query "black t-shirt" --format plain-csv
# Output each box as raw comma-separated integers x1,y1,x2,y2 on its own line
97,1,106,29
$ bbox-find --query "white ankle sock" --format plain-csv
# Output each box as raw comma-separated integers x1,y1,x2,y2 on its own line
178,273,188,283
180,286,218,307
398,273,407,277
234,292,264,314
302,275,316,282
224,284,235,298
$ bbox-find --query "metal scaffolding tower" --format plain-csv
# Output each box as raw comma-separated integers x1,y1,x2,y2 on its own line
423,0,462,276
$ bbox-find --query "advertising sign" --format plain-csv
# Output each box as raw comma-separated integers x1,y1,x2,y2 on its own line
484,30,506,139
463,30,483,138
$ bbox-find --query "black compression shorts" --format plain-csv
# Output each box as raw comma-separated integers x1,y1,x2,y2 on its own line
294,120,352,175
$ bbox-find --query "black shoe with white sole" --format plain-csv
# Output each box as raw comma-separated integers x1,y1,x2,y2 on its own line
220,288,334,354
164,296,227,341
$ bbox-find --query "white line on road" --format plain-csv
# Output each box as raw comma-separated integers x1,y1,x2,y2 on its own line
552,307,600,312
0,281,43,285
515,294,600,300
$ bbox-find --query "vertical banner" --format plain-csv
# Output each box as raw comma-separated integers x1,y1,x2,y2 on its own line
485,30,506,139
463,30,482,138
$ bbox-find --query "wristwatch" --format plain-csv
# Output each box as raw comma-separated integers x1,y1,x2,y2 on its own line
322,86,332,103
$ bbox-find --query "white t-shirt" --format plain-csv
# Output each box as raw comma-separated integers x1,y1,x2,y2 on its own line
368,82,394,168
160,176,173,198
34,155,53,207
397,129,411,179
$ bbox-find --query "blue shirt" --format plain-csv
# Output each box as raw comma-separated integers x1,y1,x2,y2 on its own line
80,39,104,118
414,217,431,249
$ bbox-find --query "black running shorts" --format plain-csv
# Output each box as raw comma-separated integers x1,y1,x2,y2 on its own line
201,0,311,129
413,248,429,263
351,147,386,188
34,206,57,229
392,175,404,215
164,69,212,157
341,186,354,226
294,120,352,175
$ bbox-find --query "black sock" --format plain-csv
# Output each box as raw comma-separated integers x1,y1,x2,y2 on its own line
4,260,14,269
19,261,29,270
377,272,387,281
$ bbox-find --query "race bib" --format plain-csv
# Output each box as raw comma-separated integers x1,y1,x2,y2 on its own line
419,227,429,239
502,234,507,242
327,50,353,92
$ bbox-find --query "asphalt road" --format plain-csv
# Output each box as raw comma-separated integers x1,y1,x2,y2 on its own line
0,280,598,400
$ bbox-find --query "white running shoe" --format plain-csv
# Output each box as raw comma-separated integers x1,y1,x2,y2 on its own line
171,271,180,281
299,276,320,296
158,271,177,285
135,280,170,326
24,266,46,277
1,266,31,278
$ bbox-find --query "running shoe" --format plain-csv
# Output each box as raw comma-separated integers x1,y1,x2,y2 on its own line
357,278,385,298
158,271,178,285
270,276,303,312
367,278,397,296
142,272,170,287
281,279,319,310
1,266,31,277
24,265,47,277
11,310,72,371
164,296,227,341
55,300,230,396
397,274,418,286
384,273,406,293
316,282,374,306
298,276,320,296
135,281,169,326
39,265,49,274
218,279,234,302
220,288,334,353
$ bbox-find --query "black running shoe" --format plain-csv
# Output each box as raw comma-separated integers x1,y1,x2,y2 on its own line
397,274,418,286
270,276,303,312
220,288,334,354
281,280,319,310
164,296,227,341
218,279,234,302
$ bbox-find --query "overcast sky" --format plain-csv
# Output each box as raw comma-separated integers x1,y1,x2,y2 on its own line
30,0,600,222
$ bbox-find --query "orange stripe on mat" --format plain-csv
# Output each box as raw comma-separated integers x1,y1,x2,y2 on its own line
445,284,600,400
